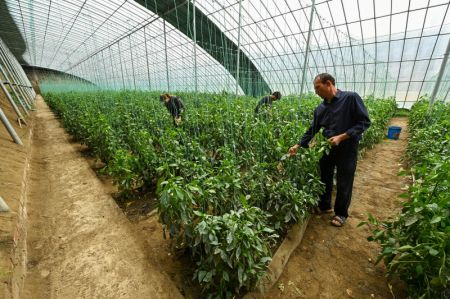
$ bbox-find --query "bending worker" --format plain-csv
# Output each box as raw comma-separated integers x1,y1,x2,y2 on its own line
160,93,184,125
289,73,371,227
254,91,282,114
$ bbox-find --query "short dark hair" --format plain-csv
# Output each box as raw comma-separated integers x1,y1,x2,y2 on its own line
314,73,335,86
271,91,282,100
160,93,170,101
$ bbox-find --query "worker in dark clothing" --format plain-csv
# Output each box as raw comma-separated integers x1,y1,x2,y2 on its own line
254,91,282,114
288,73,371,227
160,93,184,125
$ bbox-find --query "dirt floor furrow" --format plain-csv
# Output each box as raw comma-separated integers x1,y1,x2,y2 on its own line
22,96,183,299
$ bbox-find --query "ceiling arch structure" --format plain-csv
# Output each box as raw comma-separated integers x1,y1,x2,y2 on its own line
1,0,449,107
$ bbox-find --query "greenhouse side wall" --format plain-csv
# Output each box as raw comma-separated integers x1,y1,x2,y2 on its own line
0,89,34,299
0,39,36,299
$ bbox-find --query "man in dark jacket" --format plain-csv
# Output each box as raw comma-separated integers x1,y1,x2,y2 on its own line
289,73,371,227
254,91,282,114
160,93,184,125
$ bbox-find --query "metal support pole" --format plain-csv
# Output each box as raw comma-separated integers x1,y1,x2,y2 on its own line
0,79,27,125
108,47,117,90
128,35,137,90
0,106,22,145
235,0,242,96
443,85,450,103
13,62,34,102
300,0,316,97
81,62,89,90
0,51,29,107
117,43,126,89
27,86,36,100
0,38,35,99
0,64,30,115
93,53,103,89
193,0,198,95
0,196,10,212
0,54,33,108
143,26,152,91
17,85,32,108
14,83,32,109
0,42,34,105
163,19,170,92
4,84,29,115
430,37,450,107
100,50,109,89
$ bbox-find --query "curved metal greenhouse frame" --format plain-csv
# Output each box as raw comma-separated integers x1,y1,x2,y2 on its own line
0,0,449,107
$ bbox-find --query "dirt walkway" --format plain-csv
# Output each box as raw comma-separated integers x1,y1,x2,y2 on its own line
265,117,409,299
22,96,183,299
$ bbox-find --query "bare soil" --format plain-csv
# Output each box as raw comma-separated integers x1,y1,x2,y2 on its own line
264,117,409,299
21,96,183,299
0,90,33,298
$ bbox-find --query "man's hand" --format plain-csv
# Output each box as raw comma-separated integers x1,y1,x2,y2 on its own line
288,144,300,156
175,117,182,125
328,133,349,146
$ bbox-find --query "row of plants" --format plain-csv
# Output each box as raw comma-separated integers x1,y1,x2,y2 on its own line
365,100,449,298
44,90,396,297
359,96,397,150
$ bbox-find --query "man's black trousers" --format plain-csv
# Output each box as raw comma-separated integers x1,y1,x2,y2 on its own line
318,140,358,218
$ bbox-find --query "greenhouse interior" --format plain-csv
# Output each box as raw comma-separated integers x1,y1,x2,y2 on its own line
0,0,448,298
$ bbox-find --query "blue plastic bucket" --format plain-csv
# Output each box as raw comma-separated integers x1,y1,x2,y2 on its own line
387,126,402,140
